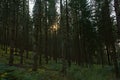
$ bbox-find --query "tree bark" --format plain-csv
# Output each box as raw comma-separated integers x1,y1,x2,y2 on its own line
114,0,120,37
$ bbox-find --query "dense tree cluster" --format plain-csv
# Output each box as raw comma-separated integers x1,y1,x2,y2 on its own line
0,0,120,78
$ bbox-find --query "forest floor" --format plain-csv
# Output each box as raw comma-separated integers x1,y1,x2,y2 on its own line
0,50,117,80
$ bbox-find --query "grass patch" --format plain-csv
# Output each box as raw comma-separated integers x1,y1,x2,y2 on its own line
0,50,117,80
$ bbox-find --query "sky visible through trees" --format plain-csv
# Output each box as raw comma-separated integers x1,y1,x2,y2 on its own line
29,0,34,15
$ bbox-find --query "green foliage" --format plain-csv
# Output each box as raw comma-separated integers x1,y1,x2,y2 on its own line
0,63,63,80
67,64,115,80
45,60,62,71
0,62,116,80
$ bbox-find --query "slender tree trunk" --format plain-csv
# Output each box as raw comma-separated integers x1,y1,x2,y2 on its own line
33,51,39,71
9,48,14,66
99,46,104,67
60,0,67,76
66,0,71,67
114,0,120,37
20,50,24,65
106,46,111,65
39,0,42,66
39,54,42,66
45,0,48,64
33,21,39,71
9,0,16,66
26,50,29,59
111,43,119,78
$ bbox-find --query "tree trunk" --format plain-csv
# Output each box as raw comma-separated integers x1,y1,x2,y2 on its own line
20,50,24,65
106,46,111,65
114,0,120,37
9,48,14,66
111,43,119,78
33,52,39,71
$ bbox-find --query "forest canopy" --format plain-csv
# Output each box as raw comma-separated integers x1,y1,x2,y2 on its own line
0,0,120,80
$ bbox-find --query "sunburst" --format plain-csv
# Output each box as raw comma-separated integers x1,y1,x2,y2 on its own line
50,23,60,32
